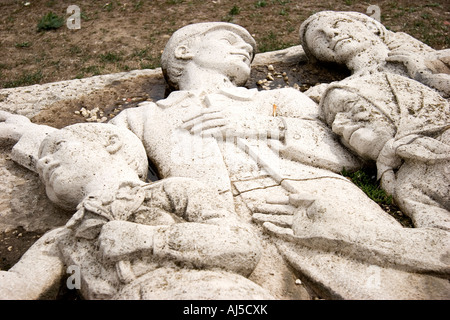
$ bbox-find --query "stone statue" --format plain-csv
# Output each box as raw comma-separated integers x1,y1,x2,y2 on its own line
299,11,450,98
319,72,450,232
1,21,449,299
0,117,272,299
107,22,449,298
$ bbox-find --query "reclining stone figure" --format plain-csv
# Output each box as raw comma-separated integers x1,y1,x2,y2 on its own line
0,117,271,300
300,11,450,98
319,72,450,232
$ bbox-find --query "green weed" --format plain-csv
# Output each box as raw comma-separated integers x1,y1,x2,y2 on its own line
99,51,123,63
37,12,64,32
341,167,393,205
255,1,267,8
279,8,289,16
257,31,295,52
229,5,241,16
15,42,32,48
3,70,43,88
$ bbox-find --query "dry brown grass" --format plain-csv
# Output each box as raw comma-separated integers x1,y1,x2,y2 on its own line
0,0,448,88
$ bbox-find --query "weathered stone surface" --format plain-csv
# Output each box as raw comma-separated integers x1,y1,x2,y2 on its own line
0,19,448,300
0,145,71,233
0,69,163,118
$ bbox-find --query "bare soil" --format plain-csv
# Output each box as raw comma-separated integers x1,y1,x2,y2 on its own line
0,0,448,88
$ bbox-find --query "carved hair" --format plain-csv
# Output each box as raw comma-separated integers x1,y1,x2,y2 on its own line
38,123,149,180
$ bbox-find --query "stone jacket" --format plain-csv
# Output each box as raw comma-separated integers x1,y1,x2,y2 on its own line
57,177,261,299
110,86,361,207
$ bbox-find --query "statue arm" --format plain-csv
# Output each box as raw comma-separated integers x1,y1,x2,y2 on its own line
387,47,450,96
109,102,158,142
0,111,57,172
273,89,362,172
0,228,66,300
98,177,261,277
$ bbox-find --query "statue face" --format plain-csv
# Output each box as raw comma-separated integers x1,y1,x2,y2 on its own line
304,16,383,64
36,131,113,210
322,89,394,160
189,29,253,85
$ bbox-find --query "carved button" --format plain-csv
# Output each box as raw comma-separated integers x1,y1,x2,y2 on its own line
293,134,301,140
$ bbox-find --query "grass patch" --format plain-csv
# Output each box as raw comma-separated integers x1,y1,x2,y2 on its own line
99,51,123,63
132,47,161,69
256,31,295,52
279,8,289,16
3,70,43,88
37,12,64,32
75,65,103,78
103,2,114,12
223,5,241,22
229,5,241,16
341,167,392,205
134,0,143,11
341,167,414,227
255,0,267,8
15,42,32,48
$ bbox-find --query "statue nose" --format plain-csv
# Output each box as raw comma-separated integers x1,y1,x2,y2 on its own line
236,41,253,56
36,155,52,172
323,26,339,39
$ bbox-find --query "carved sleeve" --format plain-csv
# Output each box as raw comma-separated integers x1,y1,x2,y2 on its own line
148,177,262,276
109,102,158,142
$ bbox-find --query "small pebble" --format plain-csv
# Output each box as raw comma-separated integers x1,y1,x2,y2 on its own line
295,279,302,285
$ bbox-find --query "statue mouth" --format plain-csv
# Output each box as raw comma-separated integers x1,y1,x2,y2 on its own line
231,51,251,62
331,36,352,50
43,161,60,183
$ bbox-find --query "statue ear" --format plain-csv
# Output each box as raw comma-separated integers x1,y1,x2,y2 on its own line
175,45,194,60
105,134,122,154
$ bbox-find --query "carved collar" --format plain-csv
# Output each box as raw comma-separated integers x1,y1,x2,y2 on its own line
156,87,258,109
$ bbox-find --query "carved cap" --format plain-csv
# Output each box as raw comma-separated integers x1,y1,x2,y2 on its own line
161,22,256,68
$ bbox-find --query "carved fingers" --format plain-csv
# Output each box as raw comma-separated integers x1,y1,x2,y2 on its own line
180,108,228,137
386,51,426,78
251,193,316,242
180,108,286,141
261,222,297,243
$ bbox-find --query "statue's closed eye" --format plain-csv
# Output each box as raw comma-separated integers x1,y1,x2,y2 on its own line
54,140,67,152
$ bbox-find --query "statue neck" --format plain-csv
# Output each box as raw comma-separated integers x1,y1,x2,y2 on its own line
346,47,389,74
178,64,236,93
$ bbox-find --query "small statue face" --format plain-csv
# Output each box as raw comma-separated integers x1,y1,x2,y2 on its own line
190,29,253,85
304,16,383,64
36,131,112,210
322,89,394,160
